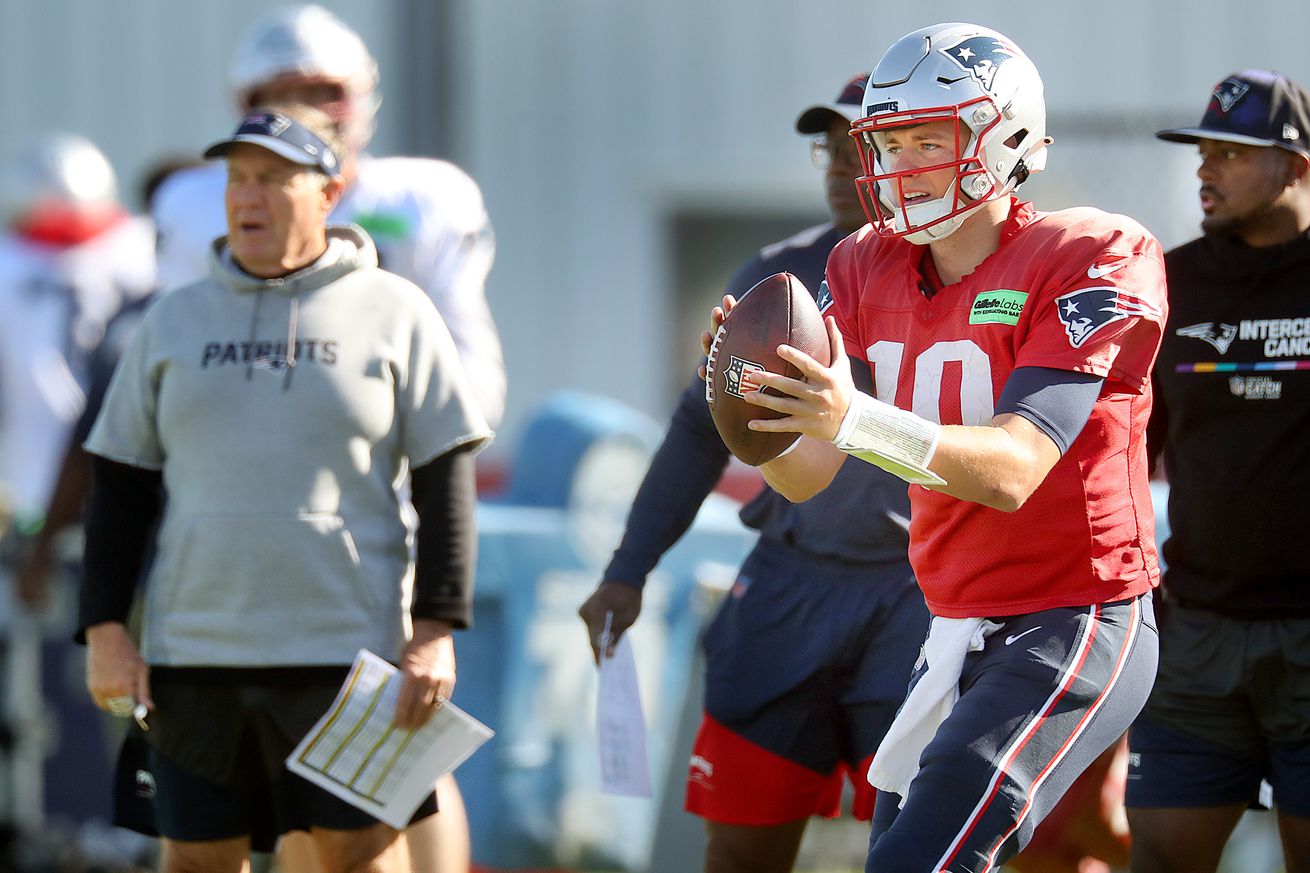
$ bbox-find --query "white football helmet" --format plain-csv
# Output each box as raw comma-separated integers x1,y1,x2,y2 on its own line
1,133,118,227
852,22,1050,244
228,5,380,151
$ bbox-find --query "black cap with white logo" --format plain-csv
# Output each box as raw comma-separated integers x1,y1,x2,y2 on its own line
204,111,341,175
1157,69,1310,157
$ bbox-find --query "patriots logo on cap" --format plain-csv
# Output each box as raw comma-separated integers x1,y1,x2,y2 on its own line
940,35,1017,91
1212,78,1250,113
1056,286,1161,348
240,112,291,136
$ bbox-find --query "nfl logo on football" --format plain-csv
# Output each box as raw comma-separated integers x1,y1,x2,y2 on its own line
725,356,766,399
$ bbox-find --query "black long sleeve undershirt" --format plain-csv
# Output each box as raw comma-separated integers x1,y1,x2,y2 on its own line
77,457,163,642
76,447,479,642
409,446,478,629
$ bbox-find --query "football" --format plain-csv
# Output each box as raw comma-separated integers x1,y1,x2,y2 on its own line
705,272,831,466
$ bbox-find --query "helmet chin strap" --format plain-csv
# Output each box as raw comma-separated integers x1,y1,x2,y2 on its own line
895,182,989,244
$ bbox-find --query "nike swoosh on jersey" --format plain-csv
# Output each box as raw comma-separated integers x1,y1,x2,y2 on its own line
1087,261,1128,279
1005,626,1042,645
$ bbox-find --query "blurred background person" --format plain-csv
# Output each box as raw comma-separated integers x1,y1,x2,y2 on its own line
152,3,504,431
0,132,156,869
15,153,202,613
0,133,155,557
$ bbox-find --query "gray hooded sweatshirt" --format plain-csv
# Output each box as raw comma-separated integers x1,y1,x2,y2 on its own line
86,225,492,667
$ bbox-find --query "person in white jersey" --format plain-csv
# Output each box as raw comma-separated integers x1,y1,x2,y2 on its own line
153,4,504,430
0,133,155,588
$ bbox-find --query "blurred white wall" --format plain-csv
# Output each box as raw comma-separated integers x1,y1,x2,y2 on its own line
3,0,1309,450
0,2,408,204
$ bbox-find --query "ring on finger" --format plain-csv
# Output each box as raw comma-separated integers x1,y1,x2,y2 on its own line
106,695,136,717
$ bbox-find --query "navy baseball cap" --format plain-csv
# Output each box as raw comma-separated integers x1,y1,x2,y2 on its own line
796,73,870,134
1157,69,1310,157
204,111,341,175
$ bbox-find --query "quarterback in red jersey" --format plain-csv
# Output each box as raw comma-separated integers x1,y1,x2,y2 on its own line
704,22,1165,873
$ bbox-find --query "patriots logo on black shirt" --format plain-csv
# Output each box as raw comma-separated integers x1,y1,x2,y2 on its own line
1056,286,1160,348
1176,322,1238,354
1212,78,1250,113
939,35,1017,91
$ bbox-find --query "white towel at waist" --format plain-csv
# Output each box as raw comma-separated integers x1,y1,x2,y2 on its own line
867,615,1003,807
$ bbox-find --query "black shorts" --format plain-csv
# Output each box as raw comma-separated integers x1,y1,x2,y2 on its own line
700,542,928,771
866,594,1158,873
113,667,437,852
1126,604,1310,815
688,542,928,824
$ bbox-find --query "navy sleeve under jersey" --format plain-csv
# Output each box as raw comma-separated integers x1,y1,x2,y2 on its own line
604,223,911,583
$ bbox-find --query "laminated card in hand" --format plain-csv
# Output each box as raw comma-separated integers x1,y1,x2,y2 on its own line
287,649,494,829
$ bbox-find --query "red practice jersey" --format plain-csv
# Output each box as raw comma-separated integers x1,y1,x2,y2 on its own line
823,199,1167,618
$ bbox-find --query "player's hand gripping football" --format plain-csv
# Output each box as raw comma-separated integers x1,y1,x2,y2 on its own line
578,582,643,665
740,316,855,444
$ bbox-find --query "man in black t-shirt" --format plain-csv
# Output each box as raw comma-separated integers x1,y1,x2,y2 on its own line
1127,69,1310,873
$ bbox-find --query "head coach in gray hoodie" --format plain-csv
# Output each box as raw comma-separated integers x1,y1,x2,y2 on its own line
76,103,492,873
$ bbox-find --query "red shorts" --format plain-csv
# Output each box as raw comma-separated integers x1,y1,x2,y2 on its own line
684,713,878,825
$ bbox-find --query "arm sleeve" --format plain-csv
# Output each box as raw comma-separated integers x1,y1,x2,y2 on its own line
995,366,1105,456
409,446,478,628
76,457,163,642
598,247,801,587
601,374,733,586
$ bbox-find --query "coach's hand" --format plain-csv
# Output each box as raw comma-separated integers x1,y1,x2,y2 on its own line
86,621,153,714
578,581,643,665
394,619,456,730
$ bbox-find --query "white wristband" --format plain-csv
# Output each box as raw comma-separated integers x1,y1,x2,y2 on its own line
832,391,945,486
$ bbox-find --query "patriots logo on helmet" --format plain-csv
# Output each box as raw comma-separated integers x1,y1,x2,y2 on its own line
939,35,1017,91
1055,286,1161,348
1176,322,1238,354
1212,78,1250,113
723,356,765,399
